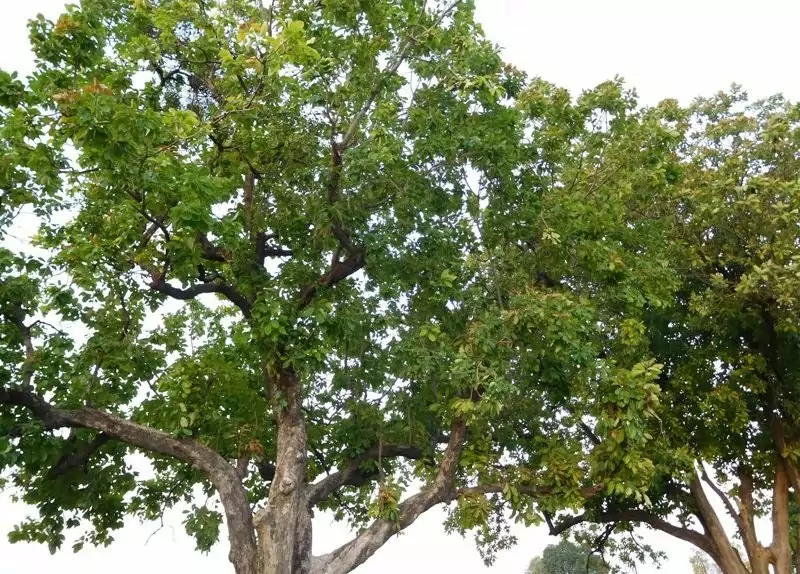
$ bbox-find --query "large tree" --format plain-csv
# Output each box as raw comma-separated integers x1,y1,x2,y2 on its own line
0,1,685,573
546,89,800,574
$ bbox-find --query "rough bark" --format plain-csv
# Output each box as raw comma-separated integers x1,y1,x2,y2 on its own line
306,444,425,507
736,466,768,573
253,368,312,574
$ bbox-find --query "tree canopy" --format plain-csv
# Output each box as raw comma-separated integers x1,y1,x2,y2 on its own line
1,1,799,574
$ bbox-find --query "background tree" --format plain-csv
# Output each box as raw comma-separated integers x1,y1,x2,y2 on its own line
544,89,800,574
0,1,681,574
526,539,610,574
691,550,724,574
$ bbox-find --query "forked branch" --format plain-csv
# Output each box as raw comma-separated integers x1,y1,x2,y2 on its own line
314,420,467,574
307,444,426,506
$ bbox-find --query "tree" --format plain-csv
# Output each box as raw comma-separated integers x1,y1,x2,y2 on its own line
526,539,610,574
543,89,800,574
691,550,723,574
0,1,708,574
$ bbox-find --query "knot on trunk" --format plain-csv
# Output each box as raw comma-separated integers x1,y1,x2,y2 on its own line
279,476,296,495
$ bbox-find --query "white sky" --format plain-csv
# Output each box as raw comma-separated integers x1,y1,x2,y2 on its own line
1,1,798,573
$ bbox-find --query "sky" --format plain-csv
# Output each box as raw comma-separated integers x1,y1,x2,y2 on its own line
1,1,798,573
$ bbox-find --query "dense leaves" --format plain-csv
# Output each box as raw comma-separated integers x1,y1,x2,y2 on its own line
2,1,799,574
546,90,800,574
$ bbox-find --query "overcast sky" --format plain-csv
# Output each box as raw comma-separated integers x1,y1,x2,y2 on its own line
1,1,797,573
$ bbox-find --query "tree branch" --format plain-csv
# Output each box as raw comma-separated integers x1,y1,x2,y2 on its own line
735,466,761,565
312,1,462,316
454,482,603,499
307,444,425,507
149,273,252,318
46,431,110,479
0,386,258,574
698,461,744,536
255,232,293,265
314,420,467,574
196,232,232,263
2,307,35,387
689,473,748,571
549,508,718,560
339,0,462,151
298,250,365,309
771,458,792,572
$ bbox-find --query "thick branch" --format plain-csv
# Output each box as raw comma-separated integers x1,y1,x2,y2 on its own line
46,432,110,478
196,232,232,263
149,273,252,318
737,466,762,566
298,251,365,309
307,444,424,507
771,458,792,573
314,420,467,574
255,232,293,265
0,386,258,574
690,472,749,573
699,461,745,537
550,508,718,560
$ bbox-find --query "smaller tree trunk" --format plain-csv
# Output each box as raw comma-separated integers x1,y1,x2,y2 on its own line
772,460,793,574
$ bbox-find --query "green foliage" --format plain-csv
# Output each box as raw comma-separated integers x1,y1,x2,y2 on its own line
551,88,800,571
183,504,223,554
1,0,797,570
527,539,610,574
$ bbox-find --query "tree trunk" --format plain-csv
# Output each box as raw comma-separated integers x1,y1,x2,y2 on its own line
254,368,313,574
772,459,792,574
